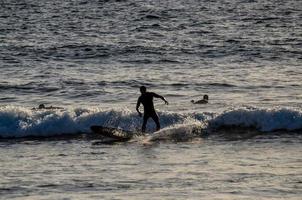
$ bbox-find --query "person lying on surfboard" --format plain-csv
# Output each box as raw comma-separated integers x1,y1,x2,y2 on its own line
191,95,208,104
32,104,63,110
136,86,169,132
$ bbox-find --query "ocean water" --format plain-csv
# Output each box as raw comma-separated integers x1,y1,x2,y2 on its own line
0,0,301,199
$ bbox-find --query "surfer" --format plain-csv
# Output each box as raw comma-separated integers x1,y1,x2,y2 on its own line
191,95,209,104
136,86,169,132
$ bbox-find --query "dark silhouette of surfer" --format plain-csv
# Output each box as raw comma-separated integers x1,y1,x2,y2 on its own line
191,95,209,104
136,86,168,132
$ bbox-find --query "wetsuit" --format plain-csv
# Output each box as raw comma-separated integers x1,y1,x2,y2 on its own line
137,92,163,132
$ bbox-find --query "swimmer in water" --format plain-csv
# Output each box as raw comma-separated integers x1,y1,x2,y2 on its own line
191,95,209,104
32,104,63,110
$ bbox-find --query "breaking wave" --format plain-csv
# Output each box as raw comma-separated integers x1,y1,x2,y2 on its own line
209,107,302,132
0,106,301,139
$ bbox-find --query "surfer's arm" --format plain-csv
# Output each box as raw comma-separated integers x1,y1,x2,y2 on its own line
152,93,169,105
136,98,142,117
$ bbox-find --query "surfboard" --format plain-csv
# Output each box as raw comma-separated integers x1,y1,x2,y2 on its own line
90,125,135,142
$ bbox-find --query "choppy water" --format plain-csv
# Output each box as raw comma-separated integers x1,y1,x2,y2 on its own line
1,0,301,110
0,0,302,199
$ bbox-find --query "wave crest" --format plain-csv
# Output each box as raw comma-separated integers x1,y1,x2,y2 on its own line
209,108,302,132
0,106,198,138
0,106,301,139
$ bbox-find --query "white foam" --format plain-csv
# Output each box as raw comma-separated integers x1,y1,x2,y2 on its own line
0,106,301,138
146,120,206,142
209,107,302,132
0,106,198,138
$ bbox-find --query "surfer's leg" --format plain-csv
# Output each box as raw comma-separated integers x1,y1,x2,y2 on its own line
142,115,149,132
151,113,160,131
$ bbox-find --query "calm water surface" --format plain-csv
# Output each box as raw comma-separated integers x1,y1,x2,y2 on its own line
1,134,302,200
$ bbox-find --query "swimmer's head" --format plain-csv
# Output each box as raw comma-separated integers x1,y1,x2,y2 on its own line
38,104,45,109
203,95,209,100
140,86,147,94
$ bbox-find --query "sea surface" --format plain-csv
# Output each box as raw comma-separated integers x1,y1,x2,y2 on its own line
0,0,301,199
